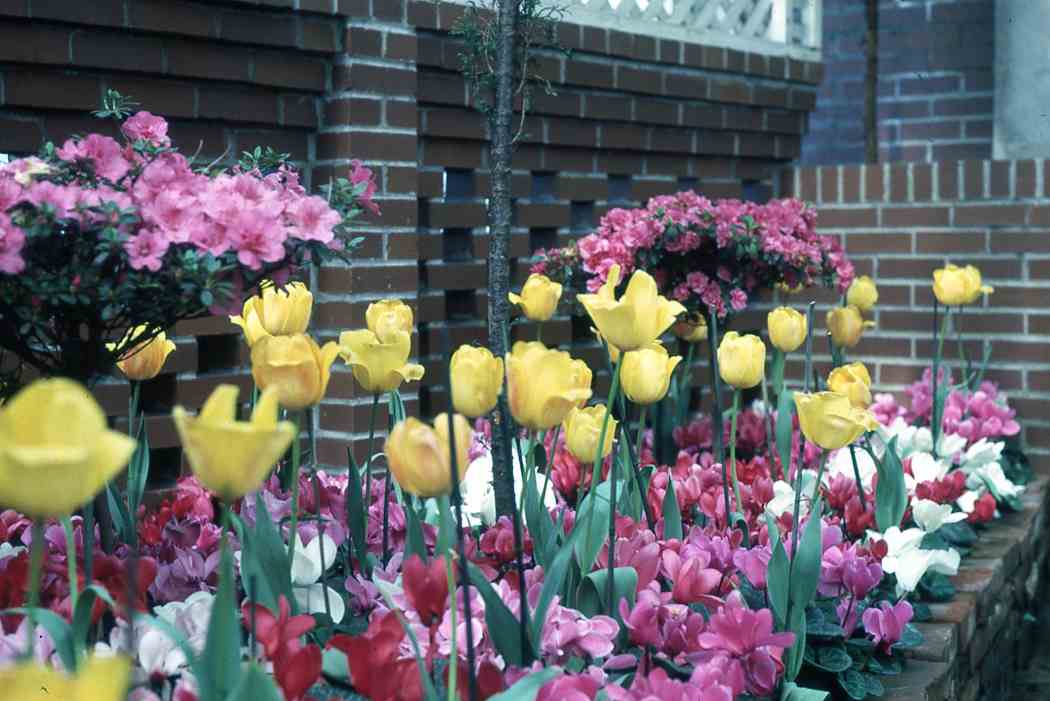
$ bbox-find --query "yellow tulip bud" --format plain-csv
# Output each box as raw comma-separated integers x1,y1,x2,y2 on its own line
107,326,176,381
672,314,708,343
506,341,592,430
0,378,136,518
794,391,879,450
366,298,414,340
0,654,130,701
578,268,687,352
250,334,341,410
717,331,766,389
339,329,425,394
766,307,807,353
846,275,879,313
230,298,269,347
826,305,874,349
174,385,297,502
563,405,617,464
246,281,313,337
620,344,682,405
827,362,873,408
386,413,472,498
508,273,563,322
450,345,504,417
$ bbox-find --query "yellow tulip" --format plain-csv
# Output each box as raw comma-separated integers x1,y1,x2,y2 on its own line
563,405,617,464
245,281,313,337
577,268,686,352
794,391,879,450
960,265,994,304
672,314,708,343
339,329,425,394
229,297,269,347
385,413,472,498
827,362,873,408
776,281,804,295
621,343,682,405
0,378,135,518
107,326,176,381
933,264,993,307
509,273,563,322
173,385,297,502
0,654,131,701
826,305,874,348
450,345,504,417
506,341,593,430
366,298,414,339
717,331,766,389
846,275,879,312
766,307,807,353
250,334,341,410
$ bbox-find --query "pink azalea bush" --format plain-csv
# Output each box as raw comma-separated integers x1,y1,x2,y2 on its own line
533,192,854,318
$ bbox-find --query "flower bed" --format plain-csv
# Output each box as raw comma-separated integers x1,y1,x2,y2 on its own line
0,123,1040,701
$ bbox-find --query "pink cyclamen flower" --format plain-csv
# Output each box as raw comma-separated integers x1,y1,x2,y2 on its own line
862,600,913,652
536,672,601,701
540,605,619,662
122,111,171,146
125,228,171,271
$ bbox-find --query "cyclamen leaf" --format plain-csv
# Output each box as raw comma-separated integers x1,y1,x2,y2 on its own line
836,669,869,700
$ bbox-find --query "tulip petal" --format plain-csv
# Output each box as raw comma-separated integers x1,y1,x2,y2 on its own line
200,384,240,424
396,363,425,383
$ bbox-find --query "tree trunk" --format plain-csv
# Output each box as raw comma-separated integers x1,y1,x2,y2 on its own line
487,0,519,518
864,0,879,163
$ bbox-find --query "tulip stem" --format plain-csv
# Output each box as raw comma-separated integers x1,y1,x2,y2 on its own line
445,555,459,701
539,426,559,507
363,393,381,518
633,407,655,530
849,444,868,511
62,517,78,618
705,309,730,527
760,375,780,480
728,390,743,515
287,411,303,564
23,520,44,661
790,303,817,564
128,379,140,438
931,303,952,456
445,407,479,701
82,500,94,585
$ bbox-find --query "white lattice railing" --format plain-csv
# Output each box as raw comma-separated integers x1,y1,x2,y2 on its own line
445,0,822,62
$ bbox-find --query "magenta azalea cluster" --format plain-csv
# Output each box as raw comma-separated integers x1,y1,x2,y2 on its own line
534,192,854,318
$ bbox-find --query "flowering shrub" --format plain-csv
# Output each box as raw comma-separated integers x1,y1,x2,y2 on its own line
0,96,375,386
533,192,854,318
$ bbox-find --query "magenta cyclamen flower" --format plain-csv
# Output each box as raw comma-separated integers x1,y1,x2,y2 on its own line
862,600,913,652
540,605,619,662
536,672,601,701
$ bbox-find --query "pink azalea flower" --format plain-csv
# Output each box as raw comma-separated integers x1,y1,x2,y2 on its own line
0,215,25,274
124,227,171,271
287,194,340,243
56,133,130,182
122,111,171,146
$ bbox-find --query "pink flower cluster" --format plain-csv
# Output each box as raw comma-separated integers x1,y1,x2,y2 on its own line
0,110,378,276
902,369,1020,444
565,191,854,317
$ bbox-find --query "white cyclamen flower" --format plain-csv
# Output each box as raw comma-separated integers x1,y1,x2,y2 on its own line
878,418,933,458
967,462,1024,502
905,452,951,492
959,438,1005,474
766,471,818,520
873,526,960,595
461,445,556,527
956,490,981,515
291,533,346,623
826,447,877,490
911,499,967,533
936,433,967,462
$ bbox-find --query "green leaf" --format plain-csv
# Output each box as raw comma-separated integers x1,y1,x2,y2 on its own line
225,663,283,701
776,389,795,477
127,425,151,520
576,567,637,619
917,570,955,602
200,542,243,701
466,563,528,666
322,647,351,683
892,623,924,651
864,673,884,697
766,520,790,629
836,668,869,700
788,499,824,611
805,606,845,639
345,449,371,577
575,480,611,575
804,643,852,672
404,500,427,562
72,585,117,659
10,608,76,672
435,495,455,558
780,681,830,701
938,520,977,547
661,475,683,541
875,437,907,532
487,667,563,701
239,494,294,614
105,483,132,545
771,349,786,398
784,605,807,682
524,462,555,571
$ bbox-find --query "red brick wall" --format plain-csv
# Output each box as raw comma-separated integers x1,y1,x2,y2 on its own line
804,0,994,164
778,160,1050,457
